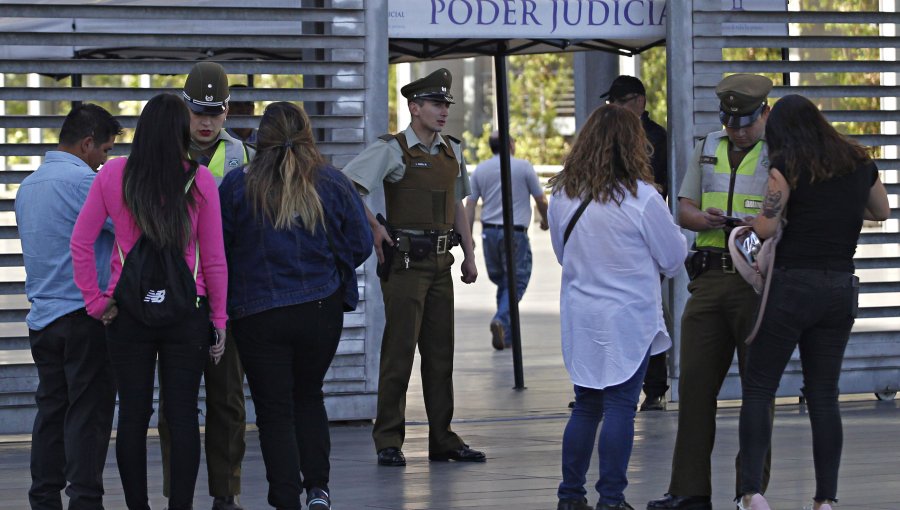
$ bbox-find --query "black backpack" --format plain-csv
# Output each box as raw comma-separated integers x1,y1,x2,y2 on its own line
112,175,200,327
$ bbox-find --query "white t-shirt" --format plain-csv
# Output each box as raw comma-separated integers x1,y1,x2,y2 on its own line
549,181,687,389
469,155,543,227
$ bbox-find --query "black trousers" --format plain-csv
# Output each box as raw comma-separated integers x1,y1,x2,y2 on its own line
106,302,210,510
231,291,343,510
28,309,116,510
642,297,673,399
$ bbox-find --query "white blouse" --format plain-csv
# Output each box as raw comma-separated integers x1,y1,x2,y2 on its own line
549,181,687,390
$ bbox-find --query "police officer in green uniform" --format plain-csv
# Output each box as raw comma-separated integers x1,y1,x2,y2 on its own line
158,62,250,510
341,68,486,467
648,74,774,510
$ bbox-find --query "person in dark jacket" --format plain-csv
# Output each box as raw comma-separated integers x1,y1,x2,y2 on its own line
220,102,372,510
601,75,671,411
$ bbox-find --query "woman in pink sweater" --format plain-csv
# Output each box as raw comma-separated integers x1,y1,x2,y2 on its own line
71,93,228,510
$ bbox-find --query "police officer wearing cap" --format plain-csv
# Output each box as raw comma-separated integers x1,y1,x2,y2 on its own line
648,74,774,510
182,62,254,183
341,68,486,467
158,61,250,510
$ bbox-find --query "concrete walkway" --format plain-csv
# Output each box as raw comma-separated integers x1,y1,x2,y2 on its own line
1,227,898,509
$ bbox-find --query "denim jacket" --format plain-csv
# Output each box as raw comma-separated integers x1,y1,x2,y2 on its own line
220,164,372,319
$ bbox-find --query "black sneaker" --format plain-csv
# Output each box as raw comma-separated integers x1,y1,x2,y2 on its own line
307,487,331,510
640,395,667,411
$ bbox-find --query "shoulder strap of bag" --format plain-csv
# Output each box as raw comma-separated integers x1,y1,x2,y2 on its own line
745,205,787,344
563,197,592,246
116,172,200,280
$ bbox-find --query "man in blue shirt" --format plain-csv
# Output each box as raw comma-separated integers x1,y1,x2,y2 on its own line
15,104,121,510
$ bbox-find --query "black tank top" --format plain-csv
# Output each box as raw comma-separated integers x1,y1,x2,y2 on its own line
775,157,878,272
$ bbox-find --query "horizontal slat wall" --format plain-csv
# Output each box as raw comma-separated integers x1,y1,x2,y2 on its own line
670,1,900,401
0,0,380,433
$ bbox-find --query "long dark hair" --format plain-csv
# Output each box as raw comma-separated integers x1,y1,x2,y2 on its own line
123,93,197,250
548,104,653,205
245,101,325,232
766,94,871,187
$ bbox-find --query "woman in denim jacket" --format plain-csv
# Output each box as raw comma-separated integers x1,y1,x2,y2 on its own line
219,102,372,510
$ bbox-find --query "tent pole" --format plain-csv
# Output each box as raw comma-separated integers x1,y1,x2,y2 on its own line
494,46,525,390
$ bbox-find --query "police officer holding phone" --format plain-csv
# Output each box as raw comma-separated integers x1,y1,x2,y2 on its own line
648,74,775,510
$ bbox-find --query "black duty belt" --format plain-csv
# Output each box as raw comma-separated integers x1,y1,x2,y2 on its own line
395,229,458,255
700,250,735,274
482,223,527,232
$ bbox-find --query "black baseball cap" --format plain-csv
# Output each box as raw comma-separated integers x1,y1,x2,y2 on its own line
600,75,646,102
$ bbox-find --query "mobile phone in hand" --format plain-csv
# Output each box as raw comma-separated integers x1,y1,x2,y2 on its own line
209,323,219,346
722,215,744,227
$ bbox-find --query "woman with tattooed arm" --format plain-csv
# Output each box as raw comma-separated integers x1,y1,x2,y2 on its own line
735,95,889,510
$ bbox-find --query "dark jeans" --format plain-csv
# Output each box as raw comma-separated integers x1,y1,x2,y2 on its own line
28,310,116,510
231,291,343,510
106,302,210,510
558,350,650,506
739,269,857,502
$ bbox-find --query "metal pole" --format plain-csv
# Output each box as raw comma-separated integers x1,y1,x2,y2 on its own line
494,46,525,390
71,74,82,109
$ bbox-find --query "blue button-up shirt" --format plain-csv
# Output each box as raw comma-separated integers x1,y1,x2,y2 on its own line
15,151,113,330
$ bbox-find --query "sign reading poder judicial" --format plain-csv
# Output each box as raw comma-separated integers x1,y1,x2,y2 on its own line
387,0,667,40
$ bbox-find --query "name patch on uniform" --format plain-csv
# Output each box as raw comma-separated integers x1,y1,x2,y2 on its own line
700,156,717,165
744,199,762,209
411,161,432,168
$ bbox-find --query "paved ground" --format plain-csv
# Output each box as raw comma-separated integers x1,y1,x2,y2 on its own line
2,227,898,509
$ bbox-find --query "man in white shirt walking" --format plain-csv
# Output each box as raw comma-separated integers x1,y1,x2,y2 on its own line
466,131,549,350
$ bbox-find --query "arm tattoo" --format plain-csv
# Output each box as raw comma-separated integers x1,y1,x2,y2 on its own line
761,189,783,219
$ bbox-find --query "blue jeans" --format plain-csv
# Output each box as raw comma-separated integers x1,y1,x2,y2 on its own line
558,350,650,505
482,228,532,342
739,268,857,502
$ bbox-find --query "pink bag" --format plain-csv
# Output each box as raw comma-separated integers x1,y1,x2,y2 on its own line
728,221,785,343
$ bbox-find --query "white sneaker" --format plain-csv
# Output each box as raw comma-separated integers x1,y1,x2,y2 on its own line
737,493,771,510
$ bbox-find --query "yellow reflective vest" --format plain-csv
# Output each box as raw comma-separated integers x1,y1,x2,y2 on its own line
207,136,249,181
695,130,770,249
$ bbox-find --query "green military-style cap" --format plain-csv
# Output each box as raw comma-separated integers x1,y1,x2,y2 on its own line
182,62,230,116
716,73,773,128
400,68,455,104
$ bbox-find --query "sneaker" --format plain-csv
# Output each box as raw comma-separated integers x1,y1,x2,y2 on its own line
490,321,505,350
736,493,770,510
307,487,331,510
802,502,835,510
640,395,667,411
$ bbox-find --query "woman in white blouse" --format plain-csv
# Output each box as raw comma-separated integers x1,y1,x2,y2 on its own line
549,105,687,510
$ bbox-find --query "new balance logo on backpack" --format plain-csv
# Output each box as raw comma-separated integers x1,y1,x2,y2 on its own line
143,289,166,304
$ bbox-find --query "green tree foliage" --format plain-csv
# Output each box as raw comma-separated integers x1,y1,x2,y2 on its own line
462,54,573,166
640,46,668,129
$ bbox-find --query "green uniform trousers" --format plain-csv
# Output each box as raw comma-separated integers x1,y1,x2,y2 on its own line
669,269,772,498
160,328,246,498
372,251,465,454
